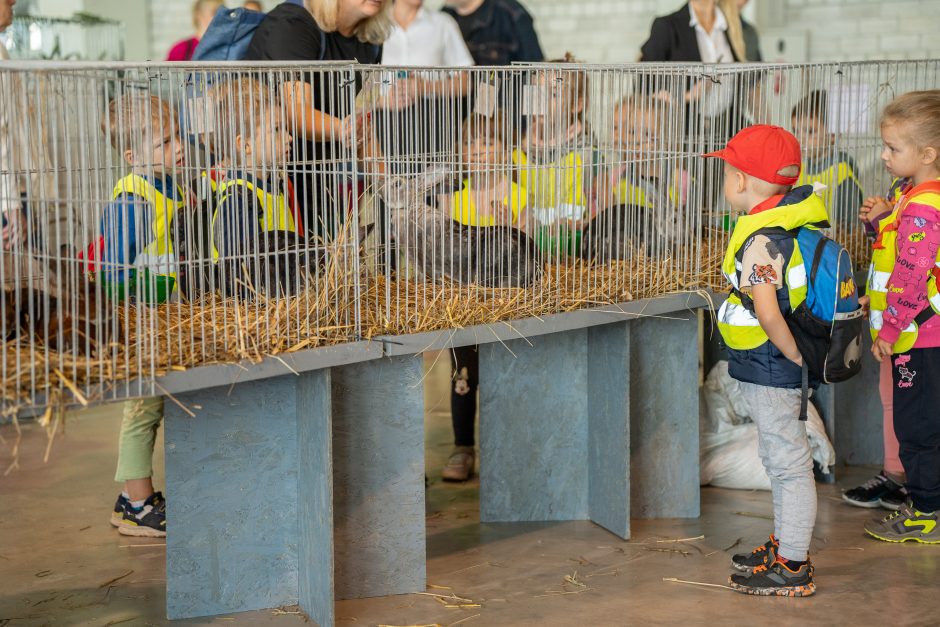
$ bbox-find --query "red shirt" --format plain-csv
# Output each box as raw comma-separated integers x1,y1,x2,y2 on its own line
166,37,199,62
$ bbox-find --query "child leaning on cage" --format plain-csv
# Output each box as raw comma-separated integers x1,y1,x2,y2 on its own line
512,55,599,256
707,125,824,596
861,90,940,545
791,90,864,231
90,93,189,538
209,77,311,299
435,111,528,482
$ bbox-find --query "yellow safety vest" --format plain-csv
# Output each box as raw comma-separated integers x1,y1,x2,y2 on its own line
796,160,863,213
112,174,184,299
614,177,683,210
866,178,940,352
717,192,830,351
451,176,527,227
512,148,589,219
212,177,297,261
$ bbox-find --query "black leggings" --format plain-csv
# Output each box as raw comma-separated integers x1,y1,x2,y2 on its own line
450,346,479,447
893,346,940,512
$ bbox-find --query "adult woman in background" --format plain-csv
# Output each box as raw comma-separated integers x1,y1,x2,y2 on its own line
244,0,392,239
166,0,223,62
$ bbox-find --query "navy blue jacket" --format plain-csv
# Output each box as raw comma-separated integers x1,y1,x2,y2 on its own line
443,0,544,66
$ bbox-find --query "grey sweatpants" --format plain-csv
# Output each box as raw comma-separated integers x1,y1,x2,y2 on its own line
739,381,817,561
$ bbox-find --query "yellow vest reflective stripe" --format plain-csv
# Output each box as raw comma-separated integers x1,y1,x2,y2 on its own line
717,191,830,351
797,160,862,209
866,179,940,351
212,177,296,261
615,177,683,210
512,148,588,218
451,176,528,227
112,174,183,280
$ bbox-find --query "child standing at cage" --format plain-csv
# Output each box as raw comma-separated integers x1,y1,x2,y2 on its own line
512,55,599,257
791,90,864,231
707,125,823,596
603,94,690,253
862,91,940,544
95,93,188,537
210,78,305,299
435,111,527,481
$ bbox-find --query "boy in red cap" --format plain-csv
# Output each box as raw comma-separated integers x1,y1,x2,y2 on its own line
706,125,829,597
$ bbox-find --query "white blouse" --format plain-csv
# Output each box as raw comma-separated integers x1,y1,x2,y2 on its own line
382,7,474,67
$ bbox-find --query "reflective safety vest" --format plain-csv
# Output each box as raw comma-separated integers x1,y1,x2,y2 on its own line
212,177,297,260
450,176,528,227
796,159,863,213
112,174,185,301
512,148,592,221
614,176,684,211
866,178,940,352
717,190,830,351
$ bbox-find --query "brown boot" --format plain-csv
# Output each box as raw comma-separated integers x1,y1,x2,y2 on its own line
441,446,475,482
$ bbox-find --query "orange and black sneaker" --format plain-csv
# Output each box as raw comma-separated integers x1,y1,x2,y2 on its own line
729,557,815,597
731,535,778,573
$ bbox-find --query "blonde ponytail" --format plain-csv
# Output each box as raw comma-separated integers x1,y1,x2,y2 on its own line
718,0,748,62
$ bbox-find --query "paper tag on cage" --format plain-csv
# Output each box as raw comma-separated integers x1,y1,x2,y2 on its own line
474,81,498,117
826,84,870,135
184,95,213,136
522,84,548,116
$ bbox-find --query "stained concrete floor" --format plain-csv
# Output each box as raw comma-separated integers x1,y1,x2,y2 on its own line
1,353,938,626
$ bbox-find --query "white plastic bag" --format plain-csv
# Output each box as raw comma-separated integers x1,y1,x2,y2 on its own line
700,361,836,490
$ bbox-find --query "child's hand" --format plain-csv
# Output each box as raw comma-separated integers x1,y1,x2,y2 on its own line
871,337,894,362
858,294,870,314
859,196,890,223
2,207,23,251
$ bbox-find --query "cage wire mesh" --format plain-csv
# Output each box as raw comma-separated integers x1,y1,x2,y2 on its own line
1,59,938,413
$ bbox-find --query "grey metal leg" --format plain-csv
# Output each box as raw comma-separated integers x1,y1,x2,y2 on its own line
164,371,334,623
629,316,700,519
330,355,426,600
479,329,591,523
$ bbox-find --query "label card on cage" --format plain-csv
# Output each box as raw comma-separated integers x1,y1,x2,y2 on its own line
474,81,498,117
522,84,548,116
185,95,213,136
827,84,870,135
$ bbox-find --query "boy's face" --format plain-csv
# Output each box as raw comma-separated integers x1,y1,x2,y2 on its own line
127,127,184,176
244,112,292,170
463,134,505,169
792,116,832,158
613,104,658,153
722,162,749,214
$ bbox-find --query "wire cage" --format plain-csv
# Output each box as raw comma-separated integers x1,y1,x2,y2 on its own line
1,59,939,413
1,15,125,61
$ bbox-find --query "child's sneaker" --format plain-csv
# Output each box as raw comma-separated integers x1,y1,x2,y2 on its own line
878,485,909,511
110,494,129,527
842,473,903,508
118,492,166,538
731,534,778,573
864,503,940,544
729,558,816,597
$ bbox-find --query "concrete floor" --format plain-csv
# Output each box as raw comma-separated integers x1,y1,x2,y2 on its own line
1,353,938,627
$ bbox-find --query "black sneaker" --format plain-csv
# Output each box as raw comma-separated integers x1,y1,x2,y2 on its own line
878,485,909,511
729,558,816,597
118,491,166,538
111,493,129,527
731,535,778,573
842,473,903,509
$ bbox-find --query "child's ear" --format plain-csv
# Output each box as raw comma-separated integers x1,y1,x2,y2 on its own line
235,133,249,155
123,149,136,166
735,170,747,194
921,146,938,166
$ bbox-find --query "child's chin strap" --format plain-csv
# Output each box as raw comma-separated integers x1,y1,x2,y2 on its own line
799,361,809,422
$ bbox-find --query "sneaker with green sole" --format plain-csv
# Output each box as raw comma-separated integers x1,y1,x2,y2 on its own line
865,503,940,544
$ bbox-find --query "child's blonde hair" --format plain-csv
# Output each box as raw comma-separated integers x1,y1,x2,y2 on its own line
462,112,506,148
212,78,278,163
192,0,224,28
304,0,393,45
102,93,175,152
881,90,940,150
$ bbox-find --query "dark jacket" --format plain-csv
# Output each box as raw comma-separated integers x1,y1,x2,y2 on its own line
639,3,741,62
742,18,762,62
443,0,544,66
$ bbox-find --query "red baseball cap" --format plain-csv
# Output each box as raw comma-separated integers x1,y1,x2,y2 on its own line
703,125,802,185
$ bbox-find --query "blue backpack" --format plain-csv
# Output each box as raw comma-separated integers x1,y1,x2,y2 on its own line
193,1,323,62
